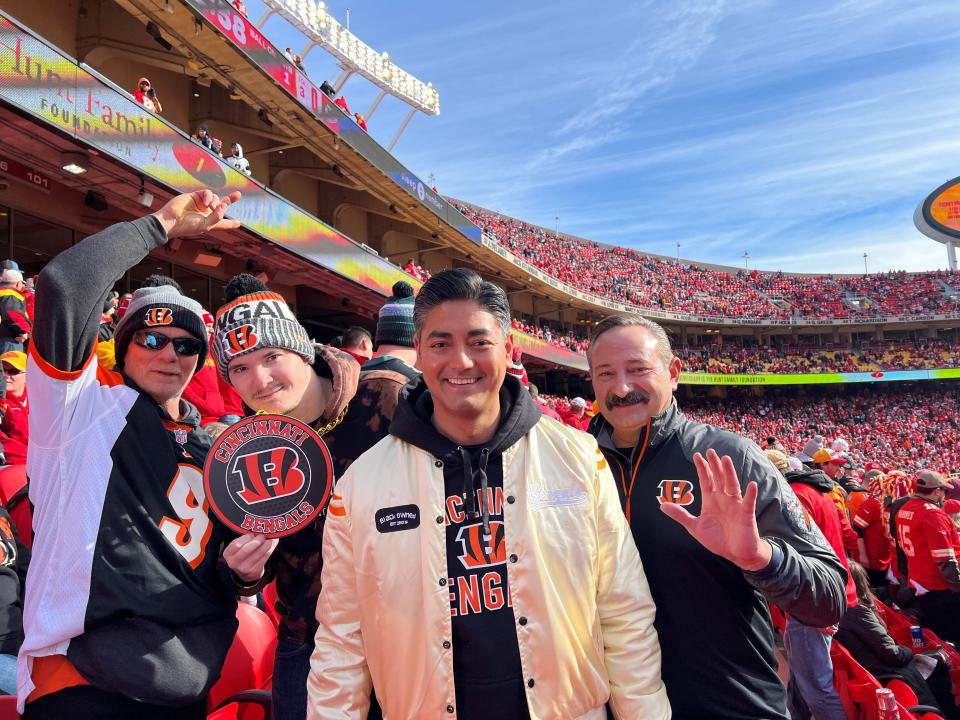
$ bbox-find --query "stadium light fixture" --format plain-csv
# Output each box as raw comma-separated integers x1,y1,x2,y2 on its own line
256,0,439,117
60,151,88,175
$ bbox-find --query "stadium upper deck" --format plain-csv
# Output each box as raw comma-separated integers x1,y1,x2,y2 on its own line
452,199,960,325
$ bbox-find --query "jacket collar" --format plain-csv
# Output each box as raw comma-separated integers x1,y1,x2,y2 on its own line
313,344,360,423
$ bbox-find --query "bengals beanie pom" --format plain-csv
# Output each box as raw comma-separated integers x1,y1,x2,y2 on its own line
212,274,313,382
113,285,208,371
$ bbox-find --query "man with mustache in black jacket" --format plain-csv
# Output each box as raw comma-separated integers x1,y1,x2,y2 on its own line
588,314,847,720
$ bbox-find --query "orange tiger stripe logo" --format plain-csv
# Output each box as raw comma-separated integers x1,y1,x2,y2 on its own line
222,324,259,357
657,479,695,506
144,307,173,326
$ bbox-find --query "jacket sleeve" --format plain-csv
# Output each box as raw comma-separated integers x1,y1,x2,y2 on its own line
307,471,372,720
33,215,167,373
843,605,912,667
593,447,670,719
733,442,847,627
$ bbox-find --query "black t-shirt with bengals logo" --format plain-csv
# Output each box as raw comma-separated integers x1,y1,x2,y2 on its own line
444,447,529,720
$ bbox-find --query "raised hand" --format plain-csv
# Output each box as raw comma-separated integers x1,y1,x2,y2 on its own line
152,189,242,240
660,448,772,571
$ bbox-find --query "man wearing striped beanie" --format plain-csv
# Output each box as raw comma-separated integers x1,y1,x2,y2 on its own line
212,273,369,720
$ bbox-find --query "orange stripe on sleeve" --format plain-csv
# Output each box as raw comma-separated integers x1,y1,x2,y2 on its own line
29,341,96,382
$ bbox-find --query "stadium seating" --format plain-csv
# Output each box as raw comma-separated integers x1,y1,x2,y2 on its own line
207,603,277,720
453,200,960,322
0,696,16,720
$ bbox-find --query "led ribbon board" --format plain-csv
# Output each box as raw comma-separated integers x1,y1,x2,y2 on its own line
0,11,414,296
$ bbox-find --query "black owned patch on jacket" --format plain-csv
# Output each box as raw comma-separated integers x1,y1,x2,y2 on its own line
375,504,421,533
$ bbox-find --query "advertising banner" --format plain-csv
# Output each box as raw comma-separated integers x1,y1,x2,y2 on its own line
182,0,482,243
0,12,414,297
680,369,960,385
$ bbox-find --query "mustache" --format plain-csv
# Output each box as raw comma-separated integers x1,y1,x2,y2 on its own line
605,390,649,408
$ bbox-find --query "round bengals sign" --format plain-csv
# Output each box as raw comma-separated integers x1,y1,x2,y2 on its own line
203,414,333,538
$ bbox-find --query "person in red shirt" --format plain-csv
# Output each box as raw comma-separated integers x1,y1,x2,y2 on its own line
852,473,894,588
0,352,28,465
559,396,590,431
777,449,854,720
892,470,960,643
813,447,860,555
181,310,243,425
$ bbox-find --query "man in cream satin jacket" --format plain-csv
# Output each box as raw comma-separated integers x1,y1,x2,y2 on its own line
307,268,669,720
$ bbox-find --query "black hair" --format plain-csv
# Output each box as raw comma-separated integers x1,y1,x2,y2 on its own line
342,325,372,349
413,268,510,337
140,274,182,293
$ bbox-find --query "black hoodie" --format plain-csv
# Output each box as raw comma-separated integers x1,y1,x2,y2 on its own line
389,374,540,720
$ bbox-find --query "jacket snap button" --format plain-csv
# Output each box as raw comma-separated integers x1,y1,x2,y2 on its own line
506,495,516,504
436,515,443,524
443,640,451,649
509,554,518,563
439,577,447,586
527,678,535,688
446,705,454,713
518,616,527,626
435,460,443,468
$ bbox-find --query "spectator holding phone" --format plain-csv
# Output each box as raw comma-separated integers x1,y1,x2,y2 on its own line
133,77,162,115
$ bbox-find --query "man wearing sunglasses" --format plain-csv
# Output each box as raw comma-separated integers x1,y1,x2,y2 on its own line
18,190,275,719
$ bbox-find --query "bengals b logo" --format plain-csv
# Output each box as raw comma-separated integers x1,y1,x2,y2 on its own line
231,447,306,505
222,324,259,357
144,307,173,326
456,521,506,569
657,480,695,506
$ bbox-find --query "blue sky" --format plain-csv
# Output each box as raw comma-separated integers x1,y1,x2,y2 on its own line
249,0,960,273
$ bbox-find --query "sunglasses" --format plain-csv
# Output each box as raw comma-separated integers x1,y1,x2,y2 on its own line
133,331,204,357
1,367,22,376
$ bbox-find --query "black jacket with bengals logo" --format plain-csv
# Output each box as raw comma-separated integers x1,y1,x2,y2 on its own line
19,216,242,710
389,374,540,720
591,399,847,720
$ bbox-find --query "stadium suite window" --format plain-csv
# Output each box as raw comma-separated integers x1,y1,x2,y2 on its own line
171,266,209,309
11,210,72,279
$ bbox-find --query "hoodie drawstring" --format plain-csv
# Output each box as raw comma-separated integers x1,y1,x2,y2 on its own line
455,446,493,552
458,446,478,520
477,448,491,552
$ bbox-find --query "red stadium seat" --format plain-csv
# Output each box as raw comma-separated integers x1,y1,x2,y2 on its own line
260,581,280,629
886,679,920,708
879,601,960,705
207,602,277,720
830,640,920,719
0,465,30,548
0,696,18,720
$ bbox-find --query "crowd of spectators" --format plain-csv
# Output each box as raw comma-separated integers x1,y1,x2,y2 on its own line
678,339,960,374
540,384,959,475
452,200,960,322
511,318,589,353
683,385,960,476
403,258,432,282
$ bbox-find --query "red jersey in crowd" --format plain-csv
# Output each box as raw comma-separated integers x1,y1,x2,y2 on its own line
181,357,244,425
559,410,590,432
894,497,960,592
789,472,858,608
852,496,892,572
0,389,28,465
